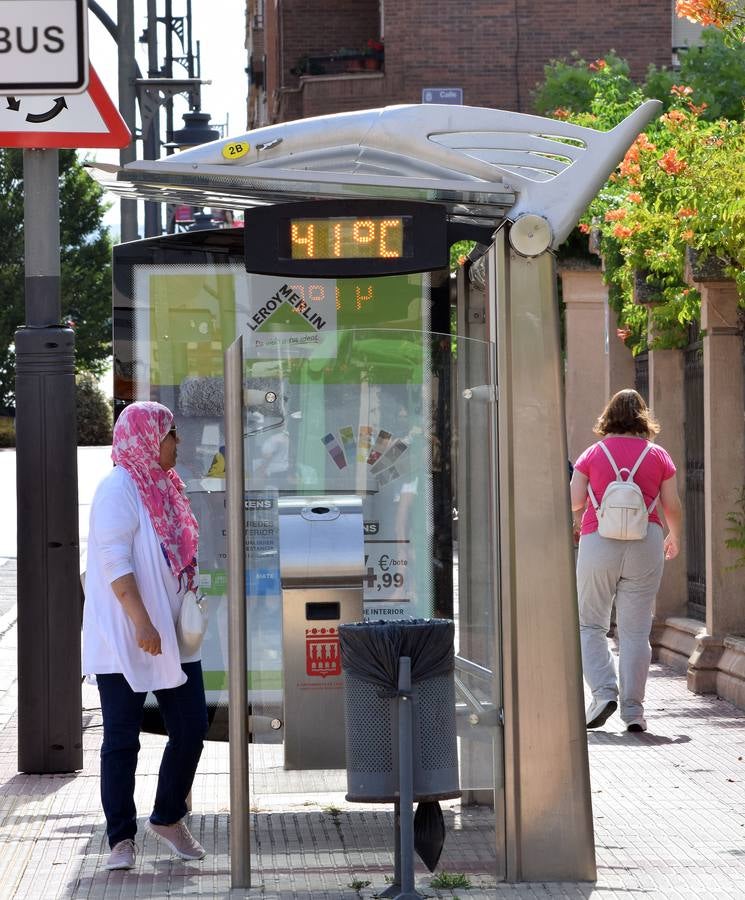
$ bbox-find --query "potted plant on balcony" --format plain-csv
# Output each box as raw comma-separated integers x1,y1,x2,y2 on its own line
362,38,384,70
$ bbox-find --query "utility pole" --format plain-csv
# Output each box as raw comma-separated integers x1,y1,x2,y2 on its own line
8,5,129,775
117,0,139,241
16,149,82,774
144,0,162,237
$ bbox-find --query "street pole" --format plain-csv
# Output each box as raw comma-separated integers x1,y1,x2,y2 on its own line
16,149,82,774
117,0,139,242
144,0,162,237
225,336,251,888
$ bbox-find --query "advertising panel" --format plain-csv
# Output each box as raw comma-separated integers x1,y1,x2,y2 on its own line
127,262,438,725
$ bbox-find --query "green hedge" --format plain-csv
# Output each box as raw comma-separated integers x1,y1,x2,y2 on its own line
0,418,14,448
76,373,112,445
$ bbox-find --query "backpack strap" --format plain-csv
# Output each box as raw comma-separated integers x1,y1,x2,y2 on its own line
586,441,618,511
629,442,659,513
596,440,623,478
587,440,659,514
628,441,653,478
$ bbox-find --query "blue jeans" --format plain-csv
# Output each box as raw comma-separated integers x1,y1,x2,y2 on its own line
97,661,209,848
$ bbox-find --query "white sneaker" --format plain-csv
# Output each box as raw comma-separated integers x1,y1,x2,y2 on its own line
146,819,206,860
105,839,136,870
626,718,647,733
586,698,617,729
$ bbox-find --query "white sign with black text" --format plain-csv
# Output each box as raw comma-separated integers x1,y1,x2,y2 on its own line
0,0,89,95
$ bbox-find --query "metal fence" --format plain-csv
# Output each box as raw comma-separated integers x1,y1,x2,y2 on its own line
684,323,705,622
634,352,649,405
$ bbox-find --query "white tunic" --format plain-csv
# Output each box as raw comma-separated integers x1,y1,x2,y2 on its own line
82,466,200,692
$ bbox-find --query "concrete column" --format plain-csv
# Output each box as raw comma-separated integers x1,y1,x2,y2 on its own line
700,280,745,637
604,296,636,399
561,267,607,463
647,348,687,623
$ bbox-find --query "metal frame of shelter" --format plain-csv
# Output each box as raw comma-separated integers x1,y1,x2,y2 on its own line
89,98,661,887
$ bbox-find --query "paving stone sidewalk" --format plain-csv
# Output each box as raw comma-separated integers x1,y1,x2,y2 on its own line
1,553,745,898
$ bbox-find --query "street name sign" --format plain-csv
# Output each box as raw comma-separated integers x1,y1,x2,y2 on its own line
0,0,89,95
422,87,463,105
0,65,130,148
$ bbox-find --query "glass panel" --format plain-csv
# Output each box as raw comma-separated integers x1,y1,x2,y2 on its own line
115,251,500,877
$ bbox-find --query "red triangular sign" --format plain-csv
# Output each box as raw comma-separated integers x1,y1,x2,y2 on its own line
0,65,131,150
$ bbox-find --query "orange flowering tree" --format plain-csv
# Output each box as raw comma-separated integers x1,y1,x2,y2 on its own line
563,63,745,354
677,0,745,42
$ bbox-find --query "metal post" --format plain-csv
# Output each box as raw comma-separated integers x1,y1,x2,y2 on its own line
164,0,174,143
395,656,422,900
225,336,250,888
117,0,139,241
16,149,82,774
380,801,402,897
144,0,162,237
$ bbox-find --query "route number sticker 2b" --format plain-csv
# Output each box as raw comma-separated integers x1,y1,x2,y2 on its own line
222,141,250,160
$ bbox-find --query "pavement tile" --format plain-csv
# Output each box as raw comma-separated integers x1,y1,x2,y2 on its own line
2,564,745,897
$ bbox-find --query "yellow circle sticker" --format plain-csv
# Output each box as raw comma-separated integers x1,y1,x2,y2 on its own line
221,142,250,160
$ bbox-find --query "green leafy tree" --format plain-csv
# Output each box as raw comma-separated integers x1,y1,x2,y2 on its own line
676,0,745,45
533,33,745,122
532,51,631,116
0,149,113,406
645,30,745,120
541,60,745,355
76,372,113,445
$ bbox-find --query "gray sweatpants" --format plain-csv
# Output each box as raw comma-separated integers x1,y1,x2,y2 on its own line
576,526,664,723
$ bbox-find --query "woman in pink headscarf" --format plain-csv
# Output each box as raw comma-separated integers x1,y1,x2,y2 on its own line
83,402,207,871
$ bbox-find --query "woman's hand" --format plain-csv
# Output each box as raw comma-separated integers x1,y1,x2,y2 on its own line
664,532,679,560
572,511,582,546
135,620,162,655
660,476,682,561
111,573,162,655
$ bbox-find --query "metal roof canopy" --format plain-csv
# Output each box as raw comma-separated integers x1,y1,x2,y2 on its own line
88,101,661,251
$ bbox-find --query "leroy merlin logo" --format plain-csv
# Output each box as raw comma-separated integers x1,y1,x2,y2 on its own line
247,283,327,333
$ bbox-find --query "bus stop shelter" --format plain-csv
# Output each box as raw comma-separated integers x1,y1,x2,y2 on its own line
88,98,661,889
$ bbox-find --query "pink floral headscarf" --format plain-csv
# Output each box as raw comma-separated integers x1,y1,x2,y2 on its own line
112,401,199,577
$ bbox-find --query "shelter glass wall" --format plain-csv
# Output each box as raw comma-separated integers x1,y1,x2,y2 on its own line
113,228,502,877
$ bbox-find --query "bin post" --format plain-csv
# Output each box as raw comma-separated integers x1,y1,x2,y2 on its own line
381,803,403,899
394,656,423,900
225,336,251,888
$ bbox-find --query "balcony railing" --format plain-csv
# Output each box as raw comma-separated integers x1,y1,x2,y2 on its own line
292,49,383,78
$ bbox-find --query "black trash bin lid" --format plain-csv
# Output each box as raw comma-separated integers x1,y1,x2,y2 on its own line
339,618,454,691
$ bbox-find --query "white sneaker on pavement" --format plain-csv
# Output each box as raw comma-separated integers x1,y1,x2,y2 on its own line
105,838,136,870
586,698,617,729
146,819,206,860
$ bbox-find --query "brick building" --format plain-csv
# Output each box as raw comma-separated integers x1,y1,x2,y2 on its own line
246,1,698,128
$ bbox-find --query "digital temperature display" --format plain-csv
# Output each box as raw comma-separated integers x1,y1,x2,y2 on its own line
289,216,411,260
244,200,448,277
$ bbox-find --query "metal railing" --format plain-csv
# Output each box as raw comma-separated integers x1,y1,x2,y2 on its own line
684,325,705,622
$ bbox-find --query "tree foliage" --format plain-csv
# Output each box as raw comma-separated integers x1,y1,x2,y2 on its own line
0,149,113,406
536,58,745,355
533,32,745,122
532,51,633,117
677,0,745,44
76,372,113,445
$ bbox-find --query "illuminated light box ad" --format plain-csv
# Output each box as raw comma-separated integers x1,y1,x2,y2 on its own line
129,264,436,637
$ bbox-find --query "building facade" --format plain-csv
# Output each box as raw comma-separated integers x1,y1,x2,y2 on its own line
246,0,679,127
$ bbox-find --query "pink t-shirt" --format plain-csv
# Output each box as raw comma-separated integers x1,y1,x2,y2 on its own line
574,436,676,536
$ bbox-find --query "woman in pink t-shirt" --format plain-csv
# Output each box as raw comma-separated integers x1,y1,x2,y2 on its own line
570,389,682,734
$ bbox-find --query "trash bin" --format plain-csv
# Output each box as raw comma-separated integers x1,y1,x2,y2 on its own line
339,619,461,802
279,496,364,770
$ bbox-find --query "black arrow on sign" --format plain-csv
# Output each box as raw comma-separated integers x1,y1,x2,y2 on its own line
6,97,21,111
26,97,67,123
